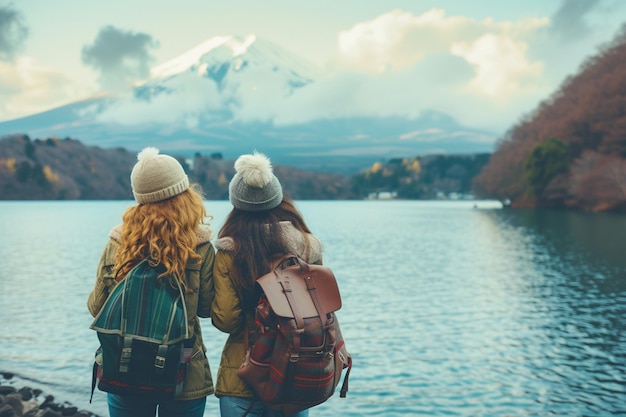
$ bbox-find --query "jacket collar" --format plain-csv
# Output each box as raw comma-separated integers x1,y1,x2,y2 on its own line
215,221,323,264
109,223,213,245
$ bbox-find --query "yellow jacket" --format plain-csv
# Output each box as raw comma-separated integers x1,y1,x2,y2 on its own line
211,221,322,397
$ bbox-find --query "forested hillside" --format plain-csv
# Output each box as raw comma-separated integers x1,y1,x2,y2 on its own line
0,135,355,200
0,135,136,199
474,27,626,211
0,134,490,201
353,153,490,199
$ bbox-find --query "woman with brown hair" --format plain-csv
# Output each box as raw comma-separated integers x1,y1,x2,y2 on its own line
88,147,215,417
212,152,321,417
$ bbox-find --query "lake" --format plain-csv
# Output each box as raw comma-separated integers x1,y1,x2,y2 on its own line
0,200,625,416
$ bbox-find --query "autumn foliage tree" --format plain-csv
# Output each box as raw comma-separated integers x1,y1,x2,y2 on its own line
352,154,489,198
473,25,626,211
0,135,359,200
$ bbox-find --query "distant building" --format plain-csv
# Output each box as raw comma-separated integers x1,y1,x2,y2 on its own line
367,191,398,200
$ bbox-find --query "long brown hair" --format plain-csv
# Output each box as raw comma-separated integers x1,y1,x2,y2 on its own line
218,197,312,309
114,185,210,288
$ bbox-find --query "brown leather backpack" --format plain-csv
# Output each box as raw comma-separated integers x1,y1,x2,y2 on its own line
237,254,352,415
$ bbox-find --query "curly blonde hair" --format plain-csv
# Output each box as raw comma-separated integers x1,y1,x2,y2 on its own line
114,185,211,288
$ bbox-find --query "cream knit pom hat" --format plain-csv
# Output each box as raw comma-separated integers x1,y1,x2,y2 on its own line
130,147,189,204
229,151,283,211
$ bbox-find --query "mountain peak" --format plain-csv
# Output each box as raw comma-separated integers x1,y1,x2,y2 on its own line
150,34,257,79
149,34,321,82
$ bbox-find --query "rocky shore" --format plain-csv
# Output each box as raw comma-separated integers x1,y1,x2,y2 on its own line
0,372,101,417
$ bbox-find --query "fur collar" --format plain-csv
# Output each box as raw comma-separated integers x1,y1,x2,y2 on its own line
108,224,213,245
214,221,323,264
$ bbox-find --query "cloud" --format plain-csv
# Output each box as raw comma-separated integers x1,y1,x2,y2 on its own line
0,57,87,121
151,8,543,133
0,3,28,61
89,6,619,134
272,8,550,131
0,5,86,121
96,71,222,126
451,33,543,96
82,25,158,92
550,0,601,41
335,9,547,74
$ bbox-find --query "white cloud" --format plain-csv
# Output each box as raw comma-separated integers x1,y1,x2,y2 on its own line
227,64,298,123
0,57,91,121
400,129,443,140
271,8,554,131
96,71,222,125
336,9,547,73
451,33,543,96
4,4,618,137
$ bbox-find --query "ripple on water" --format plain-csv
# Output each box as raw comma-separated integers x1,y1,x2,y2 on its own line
1,201,626,416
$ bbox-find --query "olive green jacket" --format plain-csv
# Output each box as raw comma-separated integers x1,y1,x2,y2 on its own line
87,224,216,400
211,221,322,397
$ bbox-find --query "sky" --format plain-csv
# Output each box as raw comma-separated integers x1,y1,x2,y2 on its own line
1,0,625,133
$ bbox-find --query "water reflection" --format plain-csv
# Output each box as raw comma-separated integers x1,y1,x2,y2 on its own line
0,201,624,416
479,208,626,415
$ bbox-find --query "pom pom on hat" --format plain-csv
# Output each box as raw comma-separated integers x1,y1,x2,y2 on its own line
130,147,189,204
137,146,160,161
234,152,275,188
229,151,283,211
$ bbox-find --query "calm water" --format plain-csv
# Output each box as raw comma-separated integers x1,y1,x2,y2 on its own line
0,200,625,416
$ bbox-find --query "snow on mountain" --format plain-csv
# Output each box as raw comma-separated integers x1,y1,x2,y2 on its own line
0,34,496,172
150,35,235,79
100,34,323,126
151,34,321,83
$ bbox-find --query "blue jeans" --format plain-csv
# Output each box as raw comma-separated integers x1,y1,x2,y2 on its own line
107,393,206,417
219,396,309,417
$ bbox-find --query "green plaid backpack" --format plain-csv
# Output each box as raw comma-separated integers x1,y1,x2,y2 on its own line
89,259,194,400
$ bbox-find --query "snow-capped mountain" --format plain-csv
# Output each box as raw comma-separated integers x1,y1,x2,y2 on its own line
135,34,320,105
0,34,496,172
151,34,320,85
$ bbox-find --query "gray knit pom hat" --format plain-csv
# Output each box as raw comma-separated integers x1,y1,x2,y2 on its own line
130,147,189,204
229,152,283,211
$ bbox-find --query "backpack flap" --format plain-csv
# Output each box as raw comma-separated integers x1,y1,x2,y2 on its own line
239,255,352,414
90,259,189,344
256,256,342,319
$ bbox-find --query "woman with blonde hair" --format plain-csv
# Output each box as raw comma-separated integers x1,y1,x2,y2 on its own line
88,147,215,417
212,152,321,417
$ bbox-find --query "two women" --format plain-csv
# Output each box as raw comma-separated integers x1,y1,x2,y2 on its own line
88,149,321,417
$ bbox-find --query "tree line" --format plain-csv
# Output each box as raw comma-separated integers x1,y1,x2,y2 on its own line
0,135,489,201
473,25,626,211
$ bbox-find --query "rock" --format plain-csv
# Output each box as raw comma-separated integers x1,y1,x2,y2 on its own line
0,403,16,417
0,388,15,397
39,410,63,417
18,387,33,401
59,405,78,416
0,378,101,417
22,399,38,415
40,395,57,411
3,395,21,415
